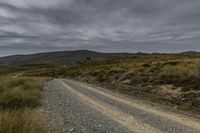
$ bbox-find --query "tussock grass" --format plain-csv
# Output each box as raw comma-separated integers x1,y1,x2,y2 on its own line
0,77,45,109
0,109,45,133
0,76,47,133
0,89,41,109
6,78,26,88
159,61,200,78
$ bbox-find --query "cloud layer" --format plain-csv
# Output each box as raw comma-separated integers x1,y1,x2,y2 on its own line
0,0,200,56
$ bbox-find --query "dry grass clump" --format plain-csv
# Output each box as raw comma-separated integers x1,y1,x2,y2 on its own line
0,89,41,109
159,61,200,78
0,77,45,109
0,109,45,133
0,76,47,133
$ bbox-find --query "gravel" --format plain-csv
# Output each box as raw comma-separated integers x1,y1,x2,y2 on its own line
64,79,200,133
38,79,132,133
38,79,200,133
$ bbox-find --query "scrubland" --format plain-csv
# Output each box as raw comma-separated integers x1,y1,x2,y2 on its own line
26,53,200,114
2,53,200,122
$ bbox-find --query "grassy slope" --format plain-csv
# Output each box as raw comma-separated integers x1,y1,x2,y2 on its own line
25,53,200,114
0,73,47,133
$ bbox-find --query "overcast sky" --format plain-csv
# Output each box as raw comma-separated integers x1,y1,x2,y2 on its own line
0,0,200,56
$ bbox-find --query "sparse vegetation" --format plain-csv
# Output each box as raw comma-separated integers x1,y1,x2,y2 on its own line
1,53,200,122
24,53,200,114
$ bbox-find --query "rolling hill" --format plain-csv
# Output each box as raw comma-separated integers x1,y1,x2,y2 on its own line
0,50,133,66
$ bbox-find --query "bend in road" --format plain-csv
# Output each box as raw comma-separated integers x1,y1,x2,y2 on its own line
40,79,200,133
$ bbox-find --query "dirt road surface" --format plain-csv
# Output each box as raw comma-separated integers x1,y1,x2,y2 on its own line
39,79,200,133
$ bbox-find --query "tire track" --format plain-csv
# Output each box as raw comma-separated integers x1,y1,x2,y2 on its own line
61,81,163,133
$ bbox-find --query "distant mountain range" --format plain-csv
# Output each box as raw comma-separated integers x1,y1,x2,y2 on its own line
0,50,199,66
0,50,134,66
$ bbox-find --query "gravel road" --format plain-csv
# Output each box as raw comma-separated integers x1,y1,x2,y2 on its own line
39,79,200,133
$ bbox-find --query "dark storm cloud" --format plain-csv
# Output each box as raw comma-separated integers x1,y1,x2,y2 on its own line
0,0,200,56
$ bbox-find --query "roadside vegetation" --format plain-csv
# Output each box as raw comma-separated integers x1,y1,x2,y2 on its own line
25,53,200,114
0,73,47,133
2,53,200,117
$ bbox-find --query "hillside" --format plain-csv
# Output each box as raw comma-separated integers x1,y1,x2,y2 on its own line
0,50,132,66
23,53,200,115
1,52,200,119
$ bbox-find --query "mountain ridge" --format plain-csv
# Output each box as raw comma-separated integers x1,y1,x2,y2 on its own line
0,50,133,66
0,50,199,66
